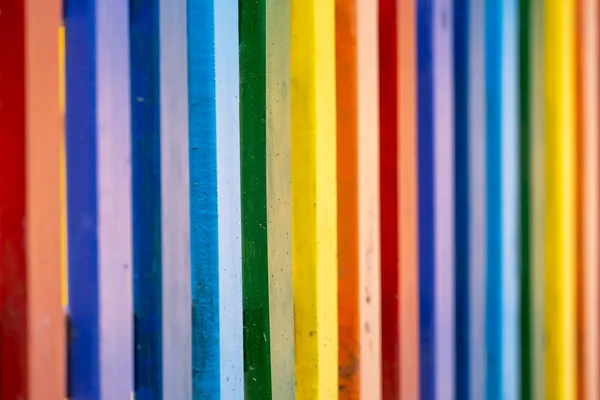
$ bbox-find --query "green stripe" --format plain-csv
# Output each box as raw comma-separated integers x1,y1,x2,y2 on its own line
239,0,273,399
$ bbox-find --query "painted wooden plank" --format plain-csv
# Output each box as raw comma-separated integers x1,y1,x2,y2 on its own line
290,0,338,397
453,1,470,397
397,0,420,397
187,0,244,397
0,1,65,398
433,1,455,398
529,1,545,398
214,1,244,398
467,0,486,398
577,0,599,397
187,0,221,398
0,3,28,397
453,0,487,397
520,0,545,398
265,1,296,399
417,0,455,398
64,0,133,397
25,1,66,399
159,0,192,398
239,1,273,398
379,0,401,396
336,0,381,397
544,0,577,397
485,0,520,398
130,1,163,398
501,1,520,398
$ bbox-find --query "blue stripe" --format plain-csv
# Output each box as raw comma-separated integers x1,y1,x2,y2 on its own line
417,0,436,398
485,0,503,398
453,0,470,397
65,0,100,397
188,0,220,398
130,1,163,399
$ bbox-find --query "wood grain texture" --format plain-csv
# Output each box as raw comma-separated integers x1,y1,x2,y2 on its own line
576,0,599,397
379,0,400,397
0,1,65,398
25,0,66,398
187,0,221,398
130,1,163,397
336,0,381,397
290,0,338,397
484,0,520,398
159,0,192,398
397,0,420,397
544,0,577,398
65,0,133,397
214,0,244,398
520,1,545,398
239,0,273,398
266,1,296,398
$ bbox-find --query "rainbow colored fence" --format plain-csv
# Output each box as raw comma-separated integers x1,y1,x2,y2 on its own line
0,0,598,399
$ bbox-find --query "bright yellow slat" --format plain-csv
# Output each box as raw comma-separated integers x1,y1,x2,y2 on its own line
59,26,68,309
290,0,338,398
544,0,577,398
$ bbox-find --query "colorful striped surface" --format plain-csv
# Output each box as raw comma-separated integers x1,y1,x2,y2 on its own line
3,1,600,399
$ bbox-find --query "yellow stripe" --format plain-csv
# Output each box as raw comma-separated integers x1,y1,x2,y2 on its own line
544,0,577,398
59,26,68,308
290,0,338,398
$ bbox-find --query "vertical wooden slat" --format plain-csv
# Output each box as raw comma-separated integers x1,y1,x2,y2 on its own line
266,0,296,398
453,0,471,397
485,0,520,398
159,0,192,398
0,0,65,398
336,0,381,397
520,0,545,398
544,0,577,397
397,0,420,397
577,0,599,397
417,0,455,398
433,0,455,398
65,0,133,397
379,0,400,396
417,0,436,396
290,0,338,397
239,1,273,398
0,2,28,397
187,0,221,397
130,1,163,397
26,0,65,398
468,0,486,398
215,0,244,397
356,0,381,397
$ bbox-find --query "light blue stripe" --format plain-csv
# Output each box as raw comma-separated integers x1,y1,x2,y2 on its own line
501,0,520,398
214,0,244,398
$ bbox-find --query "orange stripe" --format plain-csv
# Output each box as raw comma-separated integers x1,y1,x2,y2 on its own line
25,0,66,398
336,0,360,396
398,0,419,397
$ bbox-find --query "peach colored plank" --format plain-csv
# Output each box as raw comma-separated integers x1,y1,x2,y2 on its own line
397,0,420,398
577,0,599,398
25,1,66,399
